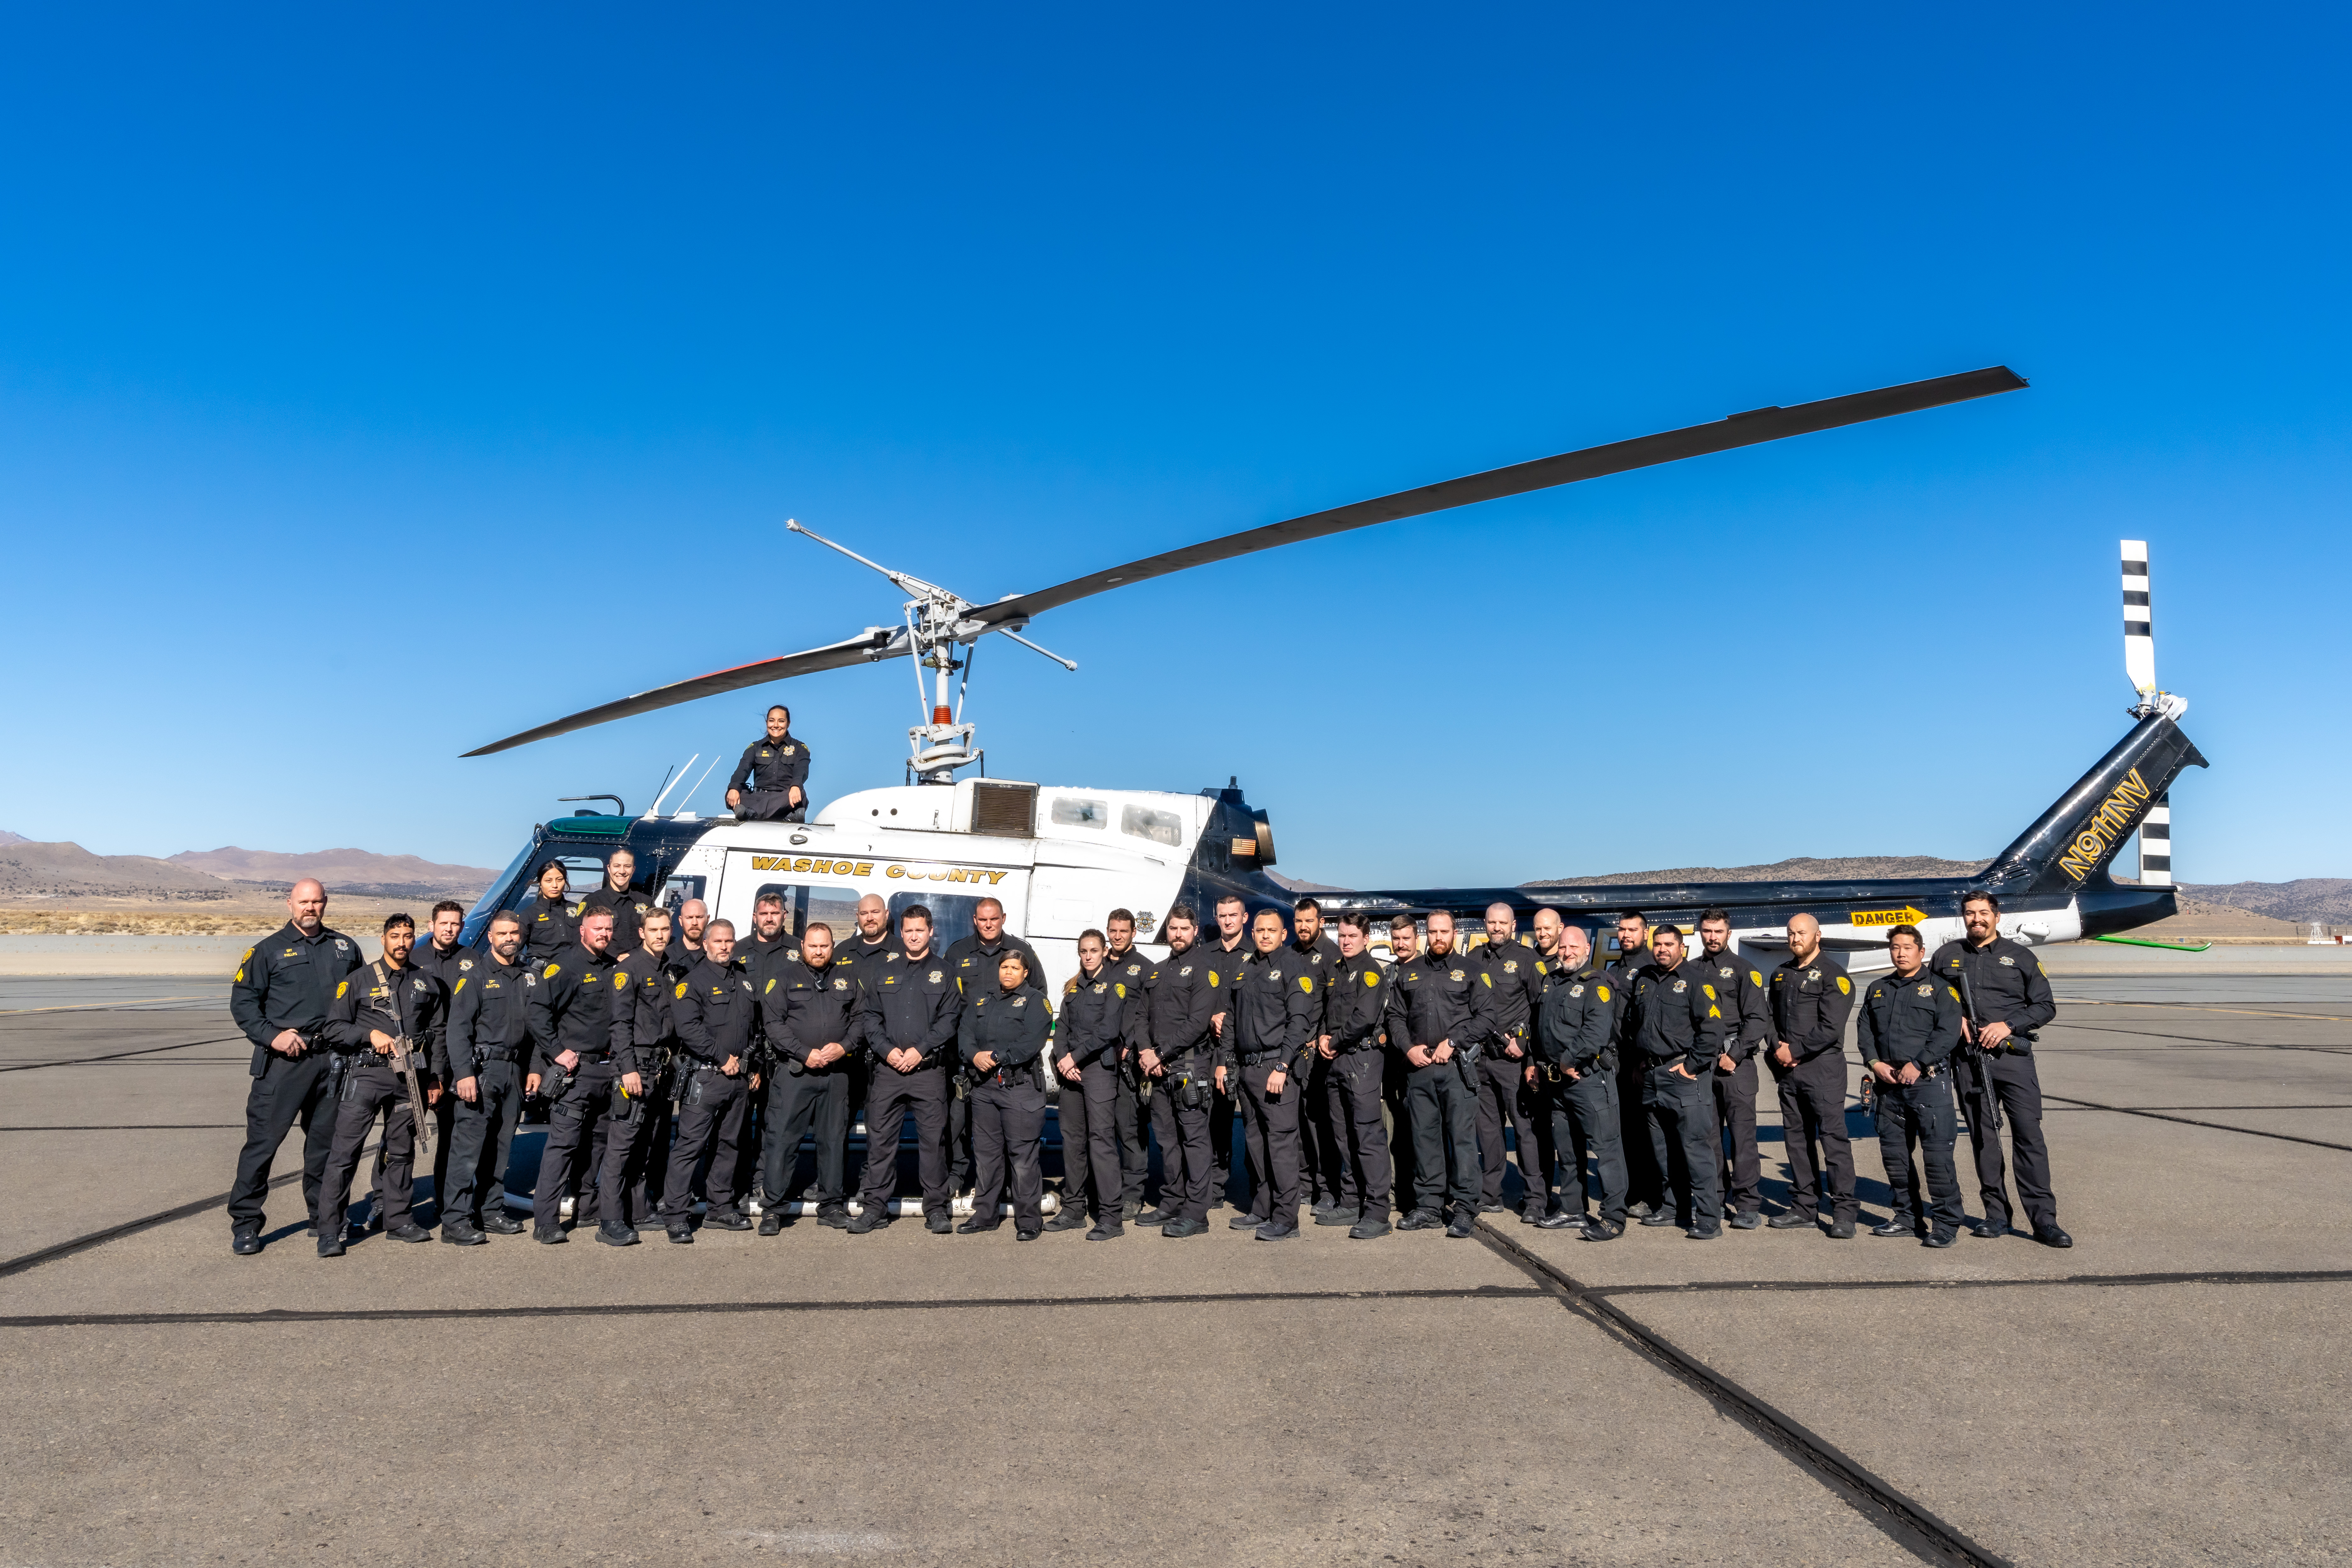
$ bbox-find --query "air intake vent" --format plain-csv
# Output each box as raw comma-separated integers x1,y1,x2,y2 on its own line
970,781,1037,839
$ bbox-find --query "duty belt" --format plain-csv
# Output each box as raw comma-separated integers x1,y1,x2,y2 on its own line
1237,1048,1291,1066
472,1045,528,1064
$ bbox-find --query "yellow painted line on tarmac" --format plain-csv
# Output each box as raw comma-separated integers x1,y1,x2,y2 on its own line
2054,997,2351,1024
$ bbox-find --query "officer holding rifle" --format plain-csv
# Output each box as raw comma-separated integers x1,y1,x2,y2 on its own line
315,913,445,1256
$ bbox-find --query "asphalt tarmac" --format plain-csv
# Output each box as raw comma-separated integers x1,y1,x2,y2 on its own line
2,962,2346,1567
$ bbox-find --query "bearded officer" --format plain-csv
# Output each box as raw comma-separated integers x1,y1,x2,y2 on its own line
657,919,758,1241
524,907,629,1244
1315,912,1395,1239
756,921,859,1234
1203,894,1254,1201
1766,913,1858,1238
315,914,444,1255
1286,898,1344,1223
1604,912,1661,1219
1134,904,1219,1238
408,900,472,1224
226,878,364,1255
848,905,962,1235
601,906,678,1243
1532,923,1628,1239
1102,908,1153,1221
1935,893,2069,1247
441,910,533,1243
581,848,654,957
1627,925,1727,1239
1693,909,1772,1230
1465,901,1554,1223
672,899,710,970
1385,911,1483,1239
1217,909,1319,1241
726,704,812,822
1859,924,1966,1247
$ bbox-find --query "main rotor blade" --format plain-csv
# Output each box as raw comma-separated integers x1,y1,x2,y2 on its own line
968,365,2026,628
460,629,906,756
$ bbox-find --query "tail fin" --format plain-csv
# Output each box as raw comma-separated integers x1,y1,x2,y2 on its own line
1980,711,2210,897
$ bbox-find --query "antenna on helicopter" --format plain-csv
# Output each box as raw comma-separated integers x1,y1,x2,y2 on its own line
648,754,698,818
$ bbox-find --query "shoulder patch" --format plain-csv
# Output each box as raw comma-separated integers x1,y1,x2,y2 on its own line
1748,970,1763,987
454,978,467,994
1363,970,1379,987
1702,984,1717,1001
544,962,563,979
335,979,348,998
1298,976,1314,994
1836,976,1851,995
1596,983,1609,1002
241,945,255,961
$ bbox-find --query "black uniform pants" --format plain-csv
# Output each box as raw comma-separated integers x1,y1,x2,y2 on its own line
319,1057,417,1238
1772,1052,1856,1224
443,1059,525,1226
1642,1063,1723,1230
1875,1072,1963,1238
1618,1053,1663,1211
659,1064,748,1221
947,1077,974,1192
1210,1082,1237,1187
1147,1061,1216,1223
1055,1058,1128,1221
1324,1049,1393,1215
1383,1053,1414,1204
1712,1055,1761,1216
1235,1059,1302,1226
1543,1067,1629,1224
1115,1058,1149,1208
1475,1050,1553,1216
971,1074,1047,1231
425,1083,456,1217
1404,1060,1480,1216
228,1047,336,1234
1299,1051,1338,1206
534,1063,635,1230
861,1062,950,1219
626,1069,672,1224
1954,1049,2057,1232
738,789,805,823
762,1065,851,1208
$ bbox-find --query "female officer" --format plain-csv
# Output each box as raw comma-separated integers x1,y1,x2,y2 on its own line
517,860,580,963
959,950,1052,1239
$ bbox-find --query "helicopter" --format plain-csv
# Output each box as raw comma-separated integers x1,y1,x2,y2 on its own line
455,365,2205,990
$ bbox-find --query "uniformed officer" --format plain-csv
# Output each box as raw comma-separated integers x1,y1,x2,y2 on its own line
672,898,709,970
1216,909,1319,1240
1385,910,1482,1238
524,907,631,1244
1766,913,1859,1238
725,704,812,822
1858,924,1966,1247
1204,894,1254,1199
1316,912,1394,1239
1052,930,1135,1240
226,879,364,1255
945,896,1044,1204
581,848,654,957
315,914,445,1255
756,921,858,1234
409,899,471,1222
1531,923,1629,1239
1381,915,1421,1203
1604,912,1661,1218
734,891,798,1207
1935,893,2070,1247
1288,898,1344,1221
1466,901,1554,1223
833,895,902,978
1134,905,1219,1238
1627,925,1727,1239
1100,909,1153,1220
849,905,962,1235
618,908,681,1226
657,919,758,1242
441,910,533,1243
518,859,579,963
961,949,1054,1239
600,906,676,1244
1694,909,1773,1229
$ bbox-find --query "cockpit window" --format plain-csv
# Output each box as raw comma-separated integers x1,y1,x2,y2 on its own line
1121,804,1183,846
1050,797,1109,830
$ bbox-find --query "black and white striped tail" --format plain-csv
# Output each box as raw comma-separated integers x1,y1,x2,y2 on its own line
2139,794,2172,886
2122,539,2155,702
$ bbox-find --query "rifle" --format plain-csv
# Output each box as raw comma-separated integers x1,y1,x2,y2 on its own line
387,1034,434,1153
1951,966,2004,1136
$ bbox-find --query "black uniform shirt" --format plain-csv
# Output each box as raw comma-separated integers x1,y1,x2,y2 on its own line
409,939,473,1074
1055,961,1131,1069
960,985,1052,1076
1536,961,1617,1071
229,921,364,1076
1141,943,1220,1062
1205,935,1252,1023
1604,944,1654,1050
518,893,580,964
1768,954,1855,1066
743,926,801,973
674,956,755,1067
664,942,704,983
610,948,676,1074
447,954,534,1080
853,948,963,1065
1693,945,1773,1059
1287,933,1342,1041
326,959,445,1061
1629,958,1728,1075
525,942,622,1072
1384,944,1480,1052
1104,943,1153,1050
831,932,902,985
728,732,811,797
1858,968,1964,1071
1224,948,1319,1073
945,931,1046,1008
1467,937,1548,1054
762,956,860,1065
1928,936,2056,1046
1325,950,1390,1051
582,884,655,957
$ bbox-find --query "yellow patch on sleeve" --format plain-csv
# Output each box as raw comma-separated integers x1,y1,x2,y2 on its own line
1363,971,1380,987
1702,984,1717,1001
1298,977,1314,994
543,963,562,979
1707,1005,1721,1018
1208,971,1221,989
1949,986,1962,1001
1114,983,1126,999
1596,984,1610,1002
1480,973,1492,987
1836,976,1851,995
454,978,467,994
613,973,629,988
241,946,255,961
234,968,245,983
674,981,689,999
335,980,349,998
1748,970,1763,987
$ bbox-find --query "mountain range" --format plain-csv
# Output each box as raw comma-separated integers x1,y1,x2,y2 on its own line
0,838,499,902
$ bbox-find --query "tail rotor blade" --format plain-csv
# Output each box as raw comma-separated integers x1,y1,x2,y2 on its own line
2122,539,2155,697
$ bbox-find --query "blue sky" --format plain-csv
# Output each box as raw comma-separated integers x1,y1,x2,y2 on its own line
3,5,2344,886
